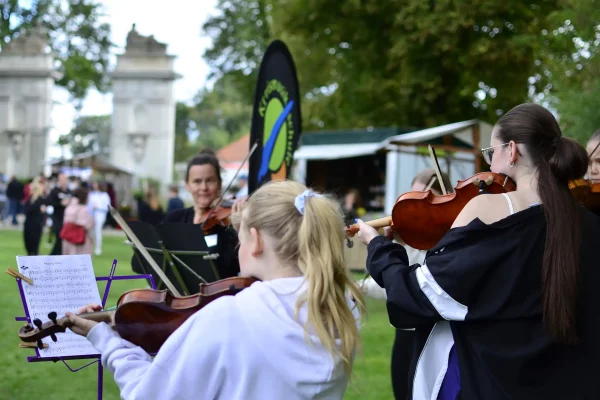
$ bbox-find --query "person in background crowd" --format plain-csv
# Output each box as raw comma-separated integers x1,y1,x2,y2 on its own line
587,129,600,183
47,173,71,255
138,187,165,225
6,176,24,226
0,175,7,224
342,188,366,225
89,182,112,256
236,173,248,198
23,178,48,255
167,185,184,213
62,188,94,255
105,182,117,227
67,176,80,191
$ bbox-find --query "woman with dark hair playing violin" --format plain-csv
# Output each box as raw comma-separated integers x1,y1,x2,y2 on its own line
65,180,365,400
161,148,241,280
356,103,600,399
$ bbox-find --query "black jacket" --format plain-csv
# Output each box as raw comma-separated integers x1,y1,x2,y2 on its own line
367,205,600,400
162,207,240,281
47,186,71,224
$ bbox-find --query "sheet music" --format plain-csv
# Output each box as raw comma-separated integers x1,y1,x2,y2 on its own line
17,255,102,358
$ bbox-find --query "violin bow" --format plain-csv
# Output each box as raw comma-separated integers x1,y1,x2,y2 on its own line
427,145,448,195
108,205,181,296
200,141,258,231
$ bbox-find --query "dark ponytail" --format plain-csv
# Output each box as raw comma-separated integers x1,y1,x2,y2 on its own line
496,103,588,344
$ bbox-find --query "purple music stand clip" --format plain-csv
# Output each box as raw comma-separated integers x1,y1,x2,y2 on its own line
14,258,156,400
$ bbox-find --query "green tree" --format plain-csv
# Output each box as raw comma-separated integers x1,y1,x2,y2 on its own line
537,0,600,142
61,114,111,156
0,0,112,105
174,102,199,162
191,72,252,149
201,0,272,100
268,0,565,129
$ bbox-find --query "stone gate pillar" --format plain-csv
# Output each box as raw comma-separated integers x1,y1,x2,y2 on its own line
109,24,181,195
0,27,58,179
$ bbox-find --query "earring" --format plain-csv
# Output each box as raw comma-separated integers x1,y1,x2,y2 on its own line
510,162,515,168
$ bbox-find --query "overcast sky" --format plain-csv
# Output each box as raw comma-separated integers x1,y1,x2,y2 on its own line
49,0,218,157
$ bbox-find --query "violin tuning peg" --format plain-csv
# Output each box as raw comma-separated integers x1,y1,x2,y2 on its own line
50,334,57,342
23,324,33,333
36,340,44,349
48,311,57,324
33,318,43,329
346,238,354,248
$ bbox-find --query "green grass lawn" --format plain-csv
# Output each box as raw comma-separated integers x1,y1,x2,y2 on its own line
0,229,394,399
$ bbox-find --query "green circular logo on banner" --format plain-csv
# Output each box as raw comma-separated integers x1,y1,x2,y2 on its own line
259,79,293,180
263,97,287,172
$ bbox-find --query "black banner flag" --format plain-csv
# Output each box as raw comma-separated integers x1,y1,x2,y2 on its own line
248,40,302,194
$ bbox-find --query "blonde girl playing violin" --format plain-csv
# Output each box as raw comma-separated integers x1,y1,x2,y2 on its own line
66,180,366,400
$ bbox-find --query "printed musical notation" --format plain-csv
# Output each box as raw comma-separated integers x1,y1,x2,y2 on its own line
17,254,102,358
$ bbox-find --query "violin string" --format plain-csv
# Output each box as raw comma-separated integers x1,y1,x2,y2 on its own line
201,141,258,230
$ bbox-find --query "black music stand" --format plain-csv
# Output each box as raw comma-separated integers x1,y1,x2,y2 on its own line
125,221,189,295
155,223,220,292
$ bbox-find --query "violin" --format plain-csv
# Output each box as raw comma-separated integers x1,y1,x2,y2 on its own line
570,179,600,215
198,199,233,234
346,172,517,250
18,276,258,354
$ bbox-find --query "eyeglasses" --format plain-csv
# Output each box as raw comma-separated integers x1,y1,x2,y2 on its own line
481,143,509,165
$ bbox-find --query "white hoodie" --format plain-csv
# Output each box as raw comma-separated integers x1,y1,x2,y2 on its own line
87,277,360,400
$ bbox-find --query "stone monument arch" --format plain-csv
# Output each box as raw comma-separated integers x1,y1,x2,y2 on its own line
0,26,59,178
110,24,181,193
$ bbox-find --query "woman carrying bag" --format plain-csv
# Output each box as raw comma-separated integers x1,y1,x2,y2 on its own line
61,188,94,255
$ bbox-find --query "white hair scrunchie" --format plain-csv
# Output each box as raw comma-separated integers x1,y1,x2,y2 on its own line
294,189,322,215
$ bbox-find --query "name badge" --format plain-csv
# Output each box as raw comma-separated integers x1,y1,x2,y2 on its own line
204,234,218,248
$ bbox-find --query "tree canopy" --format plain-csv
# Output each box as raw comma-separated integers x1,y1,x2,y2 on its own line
0,0,112,106
199,0,600,143
59,114,111,156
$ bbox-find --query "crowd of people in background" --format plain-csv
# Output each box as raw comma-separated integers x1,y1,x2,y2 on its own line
0,172,120,257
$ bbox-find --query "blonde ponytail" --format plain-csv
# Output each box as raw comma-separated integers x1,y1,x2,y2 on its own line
234,180,366,374
297,193,366,374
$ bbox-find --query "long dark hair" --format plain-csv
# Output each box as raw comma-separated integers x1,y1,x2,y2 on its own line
496,103,588,344
185,148,222,186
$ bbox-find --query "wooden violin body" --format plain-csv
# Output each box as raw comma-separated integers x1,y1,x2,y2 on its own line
18,276,258,354
199,205,232,234
346,172,516,250
570,179,600,215
391,172,516,250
